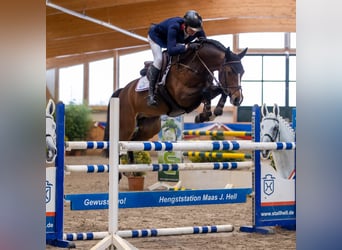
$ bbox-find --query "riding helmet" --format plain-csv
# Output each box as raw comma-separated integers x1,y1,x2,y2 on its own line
184,10,203,31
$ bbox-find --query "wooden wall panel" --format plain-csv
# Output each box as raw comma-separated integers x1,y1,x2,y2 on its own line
47,0,295,68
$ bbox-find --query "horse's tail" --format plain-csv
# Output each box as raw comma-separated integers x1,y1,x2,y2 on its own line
103,88,123,157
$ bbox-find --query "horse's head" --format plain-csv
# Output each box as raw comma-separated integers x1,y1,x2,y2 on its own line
219,47,248,106
260,103,280,159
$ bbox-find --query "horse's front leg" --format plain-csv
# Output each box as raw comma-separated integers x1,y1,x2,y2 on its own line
195,84,227,122
213,93,227,117
195,99,212,123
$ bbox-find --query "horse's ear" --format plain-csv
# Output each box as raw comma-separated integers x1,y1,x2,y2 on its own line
238,48,248,59
46,99,55,116
273,103,279,117
261,103,268,117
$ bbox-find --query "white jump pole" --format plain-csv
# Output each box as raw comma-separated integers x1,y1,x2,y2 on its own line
120,141,295,152
90,98,136,250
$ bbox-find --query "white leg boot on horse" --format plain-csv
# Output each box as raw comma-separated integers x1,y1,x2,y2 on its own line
147,64,160,106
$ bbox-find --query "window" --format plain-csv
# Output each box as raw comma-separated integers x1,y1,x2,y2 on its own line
263,81,286,105
208,34,233,48
289,82,296,107
119,50,153,88
241,82,262,106
46,69,55,97
241,55,292,106
289,55,296,106
263,57,285,80
263,56,286,106
242,56,263,81
289,55,296,81
290,33,296,49
239,32,285,49
59,64,84,104
89,58,114,105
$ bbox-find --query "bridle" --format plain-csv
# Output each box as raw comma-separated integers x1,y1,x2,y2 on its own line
219,60,244,104
195,51,244,99
261,117,280,142
174,45,244,104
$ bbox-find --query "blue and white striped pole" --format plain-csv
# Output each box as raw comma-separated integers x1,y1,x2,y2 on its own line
63,224,234,241
120,140,296,152
65,161,253,173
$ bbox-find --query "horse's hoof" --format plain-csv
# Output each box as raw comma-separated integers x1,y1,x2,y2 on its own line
195,115,206,123
195,113,212,123
214,108,223,116
140,68,147,76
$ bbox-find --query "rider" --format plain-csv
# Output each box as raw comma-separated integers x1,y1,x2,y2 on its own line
146,10,207,106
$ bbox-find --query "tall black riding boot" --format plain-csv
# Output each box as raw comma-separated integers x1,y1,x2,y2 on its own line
147,65,160,106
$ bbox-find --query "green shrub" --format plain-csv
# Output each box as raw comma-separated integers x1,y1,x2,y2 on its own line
65,103,92,141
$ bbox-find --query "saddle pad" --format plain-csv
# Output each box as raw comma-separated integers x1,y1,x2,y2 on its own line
135,76,149,92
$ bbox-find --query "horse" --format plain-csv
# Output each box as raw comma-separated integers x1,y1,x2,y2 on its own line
104,38,247,164
260,103,296,179
46,99,57,163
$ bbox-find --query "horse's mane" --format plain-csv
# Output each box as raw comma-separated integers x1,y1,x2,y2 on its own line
278,116,296,141
268,112,296,179
200,38,227,52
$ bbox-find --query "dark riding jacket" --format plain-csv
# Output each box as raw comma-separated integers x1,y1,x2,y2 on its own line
148,17,206,56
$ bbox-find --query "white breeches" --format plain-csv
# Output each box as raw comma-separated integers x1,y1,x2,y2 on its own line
148,35,162,70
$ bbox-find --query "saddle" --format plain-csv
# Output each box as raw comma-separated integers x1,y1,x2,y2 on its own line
139,51,169,79
140,52,188,117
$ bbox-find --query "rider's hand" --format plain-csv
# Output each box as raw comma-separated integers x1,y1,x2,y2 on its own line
187,43,201,50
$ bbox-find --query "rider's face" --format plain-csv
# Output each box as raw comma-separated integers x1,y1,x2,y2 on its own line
186,26,197,36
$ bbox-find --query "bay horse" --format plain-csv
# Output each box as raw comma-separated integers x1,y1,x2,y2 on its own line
104,39,247,164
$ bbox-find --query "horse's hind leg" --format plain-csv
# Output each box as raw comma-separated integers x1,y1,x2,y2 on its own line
132,116,161,141
122,116,160,175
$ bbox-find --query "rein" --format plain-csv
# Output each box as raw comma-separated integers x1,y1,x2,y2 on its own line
174,46,243,101
195,51,243,98
176,52,201,74
195,52,220,85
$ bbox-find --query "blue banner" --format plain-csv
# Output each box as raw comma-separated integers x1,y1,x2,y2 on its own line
65,188,252,211
258,205,296,221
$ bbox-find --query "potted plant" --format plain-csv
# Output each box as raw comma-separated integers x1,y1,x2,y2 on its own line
120,151,151,191
65,102,93,154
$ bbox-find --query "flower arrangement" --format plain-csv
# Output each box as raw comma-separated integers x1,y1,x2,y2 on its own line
120,151,151,177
